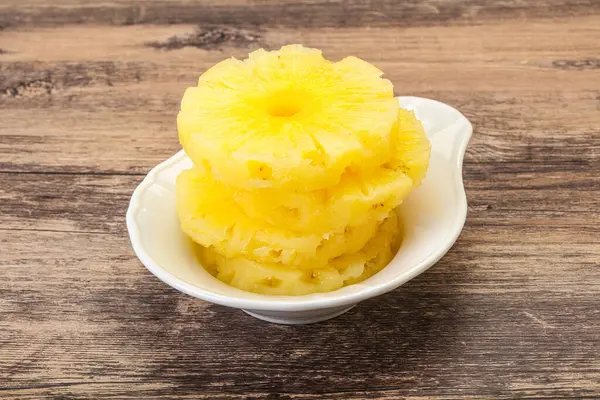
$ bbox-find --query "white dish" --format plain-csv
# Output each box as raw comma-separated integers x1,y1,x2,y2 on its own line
126,96,472,324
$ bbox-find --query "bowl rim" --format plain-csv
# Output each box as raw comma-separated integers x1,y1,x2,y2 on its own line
126,96,472,312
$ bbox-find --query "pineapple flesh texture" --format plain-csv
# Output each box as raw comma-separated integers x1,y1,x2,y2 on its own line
177,109,430,240
196,210,401,296
176,45,431,295
177,165,382,267
178,45,399,191
234,110,430,233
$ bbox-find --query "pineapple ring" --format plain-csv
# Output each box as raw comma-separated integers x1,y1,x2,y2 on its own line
234,108,430,233
234,167,412,233
178,44,399,191
196,210,401,295
388,108,432,187
177,165,385,267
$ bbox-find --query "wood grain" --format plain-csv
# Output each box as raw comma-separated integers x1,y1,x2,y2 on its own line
2,0,599,30
1,1,599,399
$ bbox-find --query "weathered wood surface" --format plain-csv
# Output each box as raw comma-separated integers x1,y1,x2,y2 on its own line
1,1,599,398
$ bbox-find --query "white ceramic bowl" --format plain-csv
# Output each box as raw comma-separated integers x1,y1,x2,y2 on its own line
126,96,472,324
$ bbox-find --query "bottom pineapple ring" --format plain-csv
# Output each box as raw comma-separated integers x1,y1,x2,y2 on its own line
196,210,401,296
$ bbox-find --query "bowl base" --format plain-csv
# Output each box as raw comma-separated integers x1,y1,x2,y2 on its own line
242,304,356,325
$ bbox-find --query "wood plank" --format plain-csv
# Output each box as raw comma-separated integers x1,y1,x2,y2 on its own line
1,168,598,233
1,1,599,398
1,230,598,399
1,18,599,174
1,0,599,30
0,173,139,234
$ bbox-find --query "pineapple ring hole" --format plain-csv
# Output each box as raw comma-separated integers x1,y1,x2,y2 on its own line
266,89,309,118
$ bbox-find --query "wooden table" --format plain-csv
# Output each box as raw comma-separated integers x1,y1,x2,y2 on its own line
1,1,599,398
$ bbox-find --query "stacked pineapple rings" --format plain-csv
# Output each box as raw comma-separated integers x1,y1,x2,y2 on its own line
176,45,431,295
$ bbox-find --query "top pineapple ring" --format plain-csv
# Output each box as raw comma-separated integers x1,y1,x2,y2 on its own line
178,45,399,190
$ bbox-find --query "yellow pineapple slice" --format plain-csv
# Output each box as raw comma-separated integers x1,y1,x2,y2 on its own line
176,107,431,261
234,166,411,233
387,108,431,187
178,44,398,191
196,210,401,295
233,111,429,232
176,164,382,267
175,45,431,295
